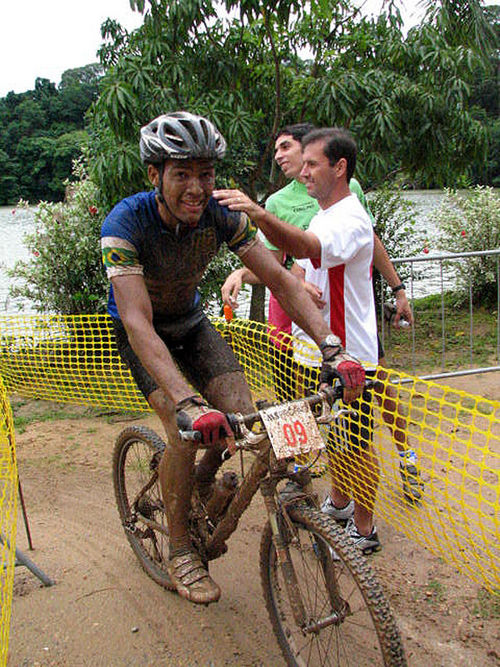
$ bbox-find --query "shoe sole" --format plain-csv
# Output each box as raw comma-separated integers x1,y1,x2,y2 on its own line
361,544,382,555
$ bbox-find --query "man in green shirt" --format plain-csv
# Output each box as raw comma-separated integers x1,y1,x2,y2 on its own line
221,123,424,507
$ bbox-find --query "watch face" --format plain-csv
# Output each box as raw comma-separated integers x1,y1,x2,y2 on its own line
323,334,341,348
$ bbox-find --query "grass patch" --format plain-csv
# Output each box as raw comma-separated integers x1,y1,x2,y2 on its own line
425,579,446,603
13,410,89,434
383,291,499,373
473,588,500,619
9,395,146,433
43,452,76,471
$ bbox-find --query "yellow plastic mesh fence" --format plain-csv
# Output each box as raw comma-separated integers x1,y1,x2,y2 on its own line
0,313,498,592
0,375,18,667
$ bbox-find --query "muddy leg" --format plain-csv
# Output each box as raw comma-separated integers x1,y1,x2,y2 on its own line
148,389,221,604
195,371,254,489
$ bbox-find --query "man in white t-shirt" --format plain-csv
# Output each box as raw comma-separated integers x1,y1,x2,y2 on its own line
291,192,377,367
214,127,381,553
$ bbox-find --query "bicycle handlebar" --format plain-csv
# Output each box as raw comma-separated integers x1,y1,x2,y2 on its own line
177,384,345,443
178,380,375,443
229,385,344,434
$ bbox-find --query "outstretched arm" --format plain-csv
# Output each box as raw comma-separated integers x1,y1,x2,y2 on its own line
214,189,321,260
373,234,413,326
240,240,364,402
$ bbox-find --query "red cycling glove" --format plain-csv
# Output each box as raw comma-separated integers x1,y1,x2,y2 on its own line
319,350,366,390
176,396,233,445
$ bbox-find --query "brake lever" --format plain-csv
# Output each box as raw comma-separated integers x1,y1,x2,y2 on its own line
316,391,335,424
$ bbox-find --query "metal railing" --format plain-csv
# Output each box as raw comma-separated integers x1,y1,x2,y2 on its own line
381,248,500,379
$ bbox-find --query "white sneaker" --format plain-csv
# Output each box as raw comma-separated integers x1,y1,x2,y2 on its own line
399,449,424,503
320,496,355,523
345,518,381,555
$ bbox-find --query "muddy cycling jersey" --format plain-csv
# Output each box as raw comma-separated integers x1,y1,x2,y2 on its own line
101,190,258,333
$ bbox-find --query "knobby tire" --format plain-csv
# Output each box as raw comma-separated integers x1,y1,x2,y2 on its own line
260,505,406,666
112,425,174,589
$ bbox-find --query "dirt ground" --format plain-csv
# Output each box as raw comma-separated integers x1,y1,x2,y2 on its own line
7,373,500,666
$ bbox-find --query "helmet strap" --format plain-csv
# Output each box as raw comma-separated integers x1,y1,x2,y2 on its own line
155,162,166,206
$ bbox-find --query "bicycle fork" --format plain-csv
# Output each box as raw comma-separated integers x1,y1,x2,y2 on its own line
260,477,308,629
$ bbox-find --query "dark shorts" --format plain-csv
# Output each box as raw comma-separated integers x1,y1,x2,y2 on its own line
328,385,374,454
112,316,242,400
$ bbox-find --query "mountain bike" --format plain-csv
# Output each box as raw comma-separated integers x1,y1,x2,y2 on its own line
112,385,406,666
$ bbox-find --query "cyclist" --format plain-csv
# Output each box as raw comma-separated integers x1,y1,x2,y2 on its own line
101,112,366,605
215,127,380,551
220,122,424,503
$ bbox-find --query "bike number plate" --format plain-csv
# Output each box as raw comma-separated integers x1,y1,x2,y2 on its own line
259,401,325,460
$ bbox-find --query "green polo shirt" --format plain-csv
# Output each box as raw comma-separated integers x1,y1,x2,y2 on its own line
264,178,374,263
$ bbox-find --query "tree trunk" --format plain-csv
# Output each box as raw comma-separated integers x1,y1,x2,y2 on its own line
249,284,265,322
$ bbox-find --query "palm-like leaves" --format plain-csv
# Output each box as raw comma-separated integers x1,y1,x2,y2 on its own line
88,0,495,206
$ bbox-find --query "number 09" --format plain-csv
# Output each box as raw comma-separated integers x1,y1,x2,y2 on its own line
282,420,308,448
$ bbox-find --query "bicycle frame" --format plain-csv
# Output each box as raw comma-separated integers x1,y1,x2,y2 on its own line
113,381,406,665
201,387,337,560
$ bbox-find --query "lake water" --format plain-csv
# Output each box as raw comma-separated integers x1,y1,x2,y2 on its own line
0,205,38,312
0,191,470,313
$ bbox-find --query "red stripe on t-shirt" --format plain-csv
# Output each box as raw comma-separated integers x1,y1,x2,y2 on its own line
328,265,346,346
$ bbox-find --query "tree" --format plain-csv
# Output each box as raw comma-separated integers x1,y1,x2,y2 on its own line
0,66,100,204
469,5,500,186
58,64,102,126
86,0,495,316
0,149,19,204
88,0,495,207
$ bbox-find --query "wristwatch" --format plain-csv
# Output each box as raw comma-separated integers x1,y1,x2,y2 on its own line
319,334,342,354
392,283,406,295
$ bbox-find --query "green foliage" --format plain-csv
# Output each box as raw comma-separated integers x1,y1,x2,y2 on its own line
0,64,101,204
7,159,108,314
88,0,496,212
469,5,500,186
198,245,241,315
369,188,424,307
432,186,500,306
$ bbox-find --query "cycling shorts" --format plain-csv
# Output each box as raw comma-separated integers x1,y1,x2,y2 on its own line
112,316,242,400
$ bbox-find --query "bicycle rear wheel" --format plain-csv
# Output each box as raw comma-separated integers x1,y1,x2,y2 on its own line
112,425,173,589
260,506,406,666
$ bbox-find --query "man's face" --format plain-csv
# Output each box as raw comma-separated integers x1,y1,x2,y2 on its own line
274,133,304,179
152,159,215,227
300,139,342,206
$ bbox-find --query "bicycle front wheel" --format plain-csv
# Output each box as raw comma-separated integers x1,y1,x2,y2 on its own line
260,506,405,666
112,425,173,589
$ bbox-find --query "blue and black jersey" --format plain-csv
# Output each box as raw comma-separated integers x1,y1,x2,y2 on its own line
101,190,257,332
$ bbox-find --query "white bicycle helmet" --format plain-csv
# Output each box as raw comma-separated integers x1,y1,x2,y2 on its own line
140,111,226,163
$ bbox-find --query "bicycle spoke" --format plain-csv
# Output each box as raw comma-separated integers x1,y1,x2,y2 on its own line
113,427,173,590
260,507,406,666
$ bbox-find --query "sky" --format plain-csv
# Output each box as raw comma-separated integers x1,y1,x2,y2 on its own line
0,1,496,98
0,0,144,97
